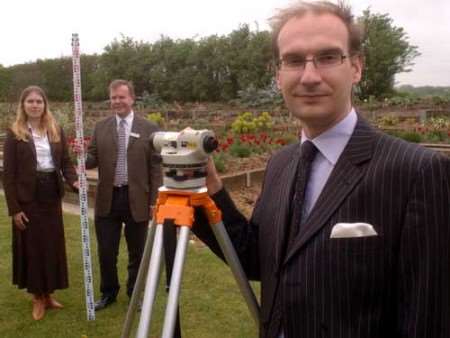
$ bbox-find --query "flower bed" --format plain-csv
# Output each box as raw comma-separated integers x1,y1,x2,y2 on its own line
213,131,298,173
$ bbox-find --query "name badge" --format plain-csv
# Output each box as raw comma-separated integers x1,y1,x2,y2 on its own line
130,132,140,138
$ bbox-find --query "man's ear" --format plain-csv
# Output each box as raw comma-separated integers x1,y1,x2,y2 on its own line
276,70,282,90
351,54,363,84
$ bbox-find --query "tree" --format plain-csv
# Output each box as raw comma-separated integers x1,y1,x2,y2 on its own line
358,9,420,99
1,25,274,103
0,64,12,101
38,58,73,100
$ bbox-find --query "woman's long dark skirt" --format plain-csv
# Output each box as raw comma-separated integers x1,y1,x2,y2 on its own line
12,193,68,294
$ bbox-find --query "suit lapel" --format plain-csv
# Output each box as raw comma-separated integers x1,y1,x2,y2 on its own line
49,135,59,168
128,116,141,150
274,143,301,274
283,118,376,265
109,116,118,151
27,134,37,162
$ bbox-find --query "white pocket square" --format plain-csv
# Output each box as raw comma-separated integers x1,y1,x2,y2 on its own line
330,222,378,238
130,132,140,138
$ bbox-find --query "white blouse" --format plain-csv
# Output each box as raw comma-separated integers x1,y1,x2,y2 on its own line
30,127,55,171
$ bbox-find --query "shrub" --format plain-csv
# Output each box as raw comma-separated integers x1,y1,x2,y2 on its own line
146,112,164,126
254,112,273,131
231,111,274,134
235,84,283,107
377,115,399,127
138,91,166,108
213,153,227,173
425,131,446,143
399,131,422,143
428,117,450,131
53,108,75,138
229,141,252,158
231,112,257,134
191,118,209,130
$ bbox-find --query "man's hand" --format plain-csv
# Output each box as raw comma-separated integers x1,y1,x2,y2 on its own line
13,211,29,230
206,158,223,195
71,138,84,155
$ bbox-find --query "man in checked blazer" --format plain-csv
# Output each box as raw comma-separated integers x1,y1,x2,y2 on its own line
193,2,450,337
86,79,162,310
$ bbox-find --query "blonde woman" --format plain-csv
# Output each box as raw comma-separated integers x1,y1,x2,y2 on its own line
3,86,79,320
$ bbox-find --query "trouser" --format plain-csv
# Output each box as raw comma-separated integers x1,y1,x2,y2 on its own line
95,186,148,297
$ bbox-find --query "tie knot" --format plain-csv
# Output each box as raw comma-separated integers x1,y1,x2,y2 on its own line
300,140,318,162
119,118,126,127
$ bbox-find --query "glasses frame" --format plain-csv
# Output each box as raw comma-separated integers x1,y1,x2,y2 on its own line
278,53,351,72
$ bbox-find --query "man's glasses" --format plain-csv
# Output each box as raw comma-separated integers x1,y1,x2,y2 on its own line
278,52,349,71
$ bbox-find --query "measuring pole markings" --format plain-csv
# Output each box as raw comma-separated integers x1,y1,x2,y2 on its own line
71,33,95,321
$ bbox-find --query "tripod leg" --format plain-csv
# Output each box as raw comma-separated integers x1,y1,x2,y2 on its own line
121,219,157,338
136,223,165,338
163,221,182,338
210,221,260,325
161,226,191,338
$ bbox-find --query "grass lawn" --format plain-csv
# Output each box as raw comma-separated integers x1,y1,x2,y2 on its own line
0,197,259,338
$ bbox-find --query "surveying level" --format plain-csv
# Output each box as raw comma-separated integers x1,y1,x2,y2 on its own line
150,128,219,189
121,128,260,338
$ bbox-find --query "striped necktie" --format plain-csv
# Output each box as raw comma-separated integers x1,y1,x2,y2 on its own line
114,118,127,186
289,140,318,242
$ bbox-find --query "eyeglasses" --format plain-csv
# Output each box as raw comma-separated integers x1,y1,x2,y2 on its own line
278,52,349,71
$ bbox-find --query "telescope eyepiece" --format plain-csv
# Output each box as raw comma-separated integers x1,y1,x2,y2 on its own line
203,136,218,153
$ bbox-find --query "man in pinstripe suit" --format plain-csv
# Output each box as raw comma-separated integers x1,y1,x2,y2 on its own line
193,2,450,337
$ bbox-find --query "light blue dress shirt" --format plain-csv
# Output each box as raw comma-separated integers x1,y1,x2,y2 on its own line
300,108,357,222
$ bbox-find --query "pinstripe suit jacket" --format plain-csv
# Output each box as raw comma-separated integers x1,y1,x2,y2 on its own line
194,117,450,338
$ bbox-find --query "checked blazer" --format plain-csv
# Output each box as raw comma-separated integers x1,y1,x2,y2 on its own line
194,116,450,338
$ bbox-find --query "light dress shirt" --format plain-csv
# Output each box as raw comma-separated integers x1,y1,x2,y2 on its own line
29,125,55,171
300,108,357,221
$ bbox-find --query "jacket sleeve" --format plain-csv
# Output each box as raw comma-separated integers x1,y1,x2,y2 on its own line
191,154,277,282
2,130,22,216
193,188,261,281
397,153,450,337
147,123,163,206
85,124,98,169
60,128,78,187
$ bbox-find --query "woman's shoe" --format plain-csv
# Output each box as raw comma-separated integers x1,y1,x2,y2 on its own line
45,295,64,309
32,297,46,320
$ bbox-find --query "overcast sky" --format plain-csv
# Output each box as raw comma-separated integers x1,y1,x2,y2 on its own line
1,0,449,86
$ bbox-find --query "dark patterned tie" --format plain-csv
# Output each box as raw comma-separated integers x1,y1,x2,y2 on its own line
268,140,319,337
289,140,318,242
114,118,127,186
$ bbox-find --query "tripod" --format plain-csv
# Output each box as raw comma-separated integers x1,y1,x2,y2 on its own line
121,186,260,338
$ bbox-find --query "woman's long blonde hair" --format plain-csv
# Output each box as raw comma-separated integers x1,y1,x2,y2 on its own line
11,86,60,142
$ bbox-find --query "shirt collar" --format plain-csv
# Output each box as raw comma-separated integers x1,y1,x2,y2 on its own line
301,108,357,165
116,110,134,126
27,122,46,138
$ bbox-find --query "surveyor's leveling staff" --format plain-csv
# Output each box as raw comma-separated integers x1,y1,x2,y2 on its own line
71,33,95,321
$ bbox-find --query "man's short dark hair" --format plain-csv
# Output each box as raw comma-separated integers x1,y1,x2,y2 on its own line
109,79,136,98
269,1,364,62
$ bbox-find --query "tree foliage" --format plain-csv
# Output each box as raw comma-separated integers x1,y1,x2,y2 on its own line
0,64,12,101
358,9,420,99
0,13,421,102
